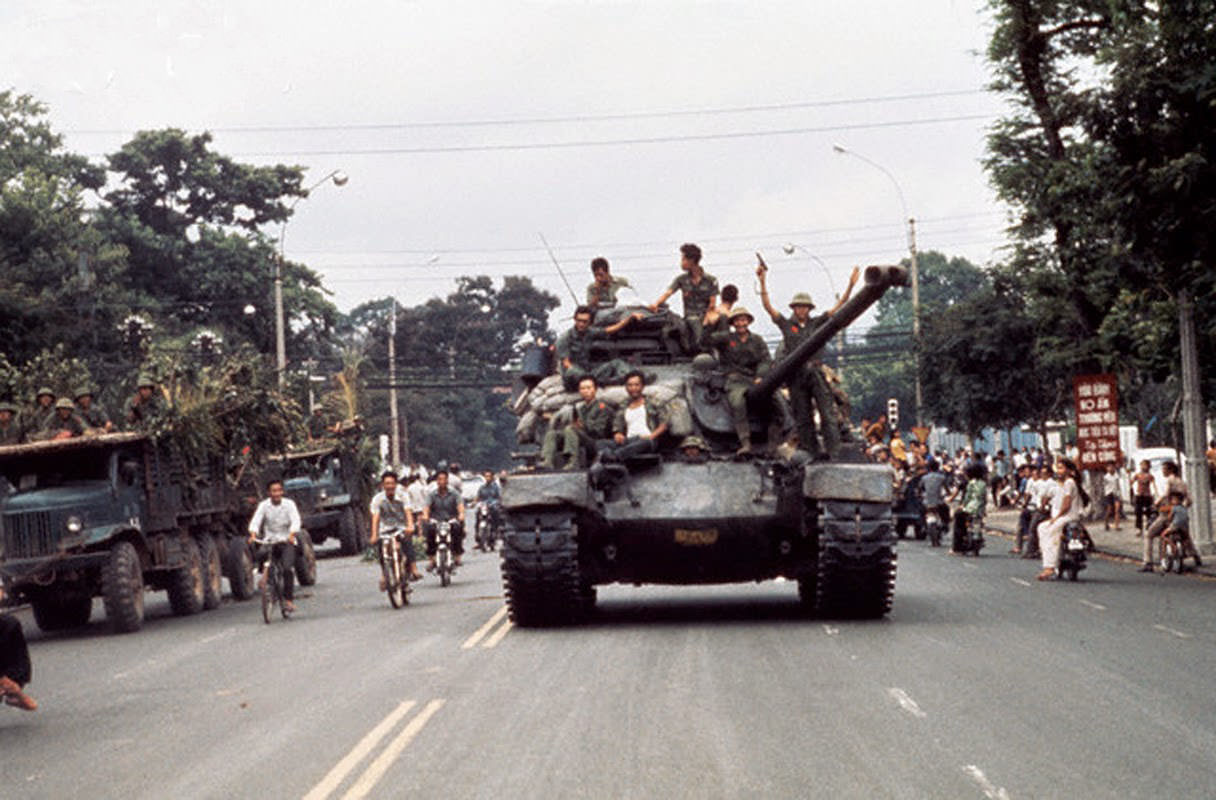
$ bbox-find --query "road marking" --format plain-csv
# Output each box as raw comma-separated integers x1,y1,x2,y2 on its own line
886,688,927,719
822,625,840,636
302,700,417,800
1078,599,1106,611
1153,624,1193,639
461,606,509,649
200,627,236,644
483,619,513,648
1010,577,1032,587
963,765,1011,799
340,699,445,800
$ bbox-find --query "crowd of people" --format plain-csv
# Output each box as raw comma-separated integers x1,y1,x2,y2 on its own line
866,426,1204,580
0,378,162,446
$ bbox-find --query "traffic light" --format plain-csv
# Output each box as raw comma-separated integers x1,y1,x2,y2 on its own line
887,398,899,432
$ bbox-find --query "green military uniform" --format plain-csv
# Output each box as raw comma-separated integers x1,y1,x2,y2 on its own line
43,399,86,439
0,402,21,445
127,377,162,429
666,271,719,353
773,309,841,457
308,410,331,439
554,327,632,392
708,318,771,452
23,388,56,440
75,390,112,431
586,276,631,307
541,397,618,469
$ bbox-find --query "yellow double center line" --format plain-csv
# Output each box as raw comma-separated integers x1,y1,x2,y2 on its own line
461,605,512,649
303,698,446,800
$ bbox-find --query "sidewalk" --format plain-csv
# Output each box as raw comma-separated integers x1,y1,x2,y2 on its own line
984,509,1216,578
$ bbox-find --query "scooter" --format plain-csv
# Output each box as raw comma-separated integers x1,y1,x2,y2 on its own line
952,512,985,556
1057,521,1090,581
924,507,943,547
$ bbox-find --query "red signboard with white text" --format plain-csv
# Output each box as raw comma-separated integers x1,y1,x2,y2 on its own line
1073,373,1119,468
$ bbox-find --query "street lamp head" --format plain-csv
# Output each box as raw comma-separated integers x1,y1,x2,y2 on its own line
832,144,848,155
330,171,349,187
243,304,256,316
782,243,796,255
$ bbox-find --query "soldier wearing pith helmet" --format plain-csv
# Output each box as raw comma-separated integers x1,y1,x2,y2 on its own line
127,375,162,429
0,401,21,445
706,305,771,457
24,387,57,440
46,398,86,439
74,386,113,432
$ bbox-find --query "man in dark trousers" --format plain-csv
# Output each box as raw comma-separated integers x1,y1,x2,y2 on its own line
0,586,38,711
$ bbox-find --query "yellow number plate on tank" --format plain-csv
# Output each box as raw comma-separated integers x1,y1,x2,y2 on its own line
674,528,719,546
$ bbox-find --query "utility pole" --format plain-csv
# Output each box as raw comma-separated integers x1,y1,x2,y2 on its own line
388,299,400,469
1178,289,1213,553
909,217,923,428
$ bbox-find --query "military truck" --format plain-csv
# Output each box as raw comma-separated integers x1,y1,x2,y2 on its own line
0,433,241,633
502,264,906,626
266,440,368,559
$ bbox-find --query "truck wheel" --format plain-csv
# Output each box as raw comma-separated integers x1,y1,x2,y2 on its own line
338,507,360,556
102,541,145,633
227,537,256,601
295,530,318,586
167,536,205,616
198,533,223,610
31,591,92,632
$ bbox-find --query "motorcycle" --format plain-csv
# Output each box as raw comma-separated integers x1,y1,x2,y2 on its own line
1058,521,1090,581
924,507,943,547
952,512,985,556
434,520,457,587
475,501,502,552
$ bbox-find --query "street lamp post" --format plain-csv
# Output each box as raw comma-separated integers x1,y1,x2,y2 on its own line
782,243,845,375
833,144,922,428
275,169,348,388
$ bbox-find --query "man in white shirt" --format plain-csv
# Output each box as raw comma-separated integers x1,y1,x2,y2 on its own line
606,370,670,461
247,479,302,613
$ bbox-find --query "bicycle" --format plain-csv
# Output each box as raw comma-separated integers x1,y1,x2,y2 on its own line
377,529,413,609
1160,528,1190,575
252,538,292,623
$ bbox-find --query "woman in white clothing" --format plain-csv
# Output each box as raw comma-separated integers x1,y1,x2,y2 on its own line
1036,459,1088,581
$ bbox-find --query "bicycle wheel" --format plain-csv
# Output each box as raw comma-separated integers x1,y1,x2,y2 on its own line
383,542,403,609
397,548,412,606
261,563,275,624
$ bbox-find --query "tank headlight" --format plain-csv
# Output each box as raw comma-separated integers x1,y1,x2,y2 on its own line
65,516,84,533
319,489,329,500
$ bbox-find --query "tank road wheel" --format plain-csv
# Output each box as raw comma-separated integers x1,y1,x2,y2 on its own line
102,541,145,633
295,530,318,586
816,541,897,620
31,591,92,632
167,535,205,616
198,533,224,610
500,515,584,627
338,507,361,556
227,536,256,601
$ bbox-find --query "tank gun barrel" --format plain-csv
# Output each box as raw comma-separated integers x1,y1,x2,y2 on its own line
749,264,909,401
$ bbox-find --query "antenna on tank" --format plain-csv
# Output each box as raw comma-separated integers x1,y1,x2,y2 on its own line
538,232,580,306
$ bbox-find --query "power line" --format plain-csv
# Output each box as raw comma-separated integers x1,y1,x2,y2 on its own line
65,89,988,136
216,113,993,158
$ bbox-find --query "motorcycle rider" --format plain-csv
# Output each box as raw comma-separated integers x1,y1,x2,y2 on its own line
369,470,422,583
950,462,988,554
475,470,503,542
920,459,951,534
422,470,466,571
1036,459,1088,581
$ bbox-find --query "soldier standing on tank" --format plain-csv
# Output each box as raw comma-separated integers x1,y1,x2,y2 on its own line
648,243,718,354
74,387,113,432
706,306,771,457
586,257,632,308
555,305,643,391
540,375,618,469
126,376,162,429
23,387,56,440
756,261,860,458
0,401,22,445
45,398,86,439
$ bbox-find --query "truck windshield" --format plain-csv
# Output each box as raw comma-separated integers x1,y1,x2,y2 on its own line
0,448,112,492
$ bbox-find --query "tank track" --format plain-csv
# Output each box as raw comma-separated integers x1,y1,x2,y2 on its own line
500,513,584,627
816,526,897,619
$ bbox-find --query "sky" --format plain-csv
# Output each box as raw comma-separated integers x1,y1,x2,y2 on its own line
4,0,1013,343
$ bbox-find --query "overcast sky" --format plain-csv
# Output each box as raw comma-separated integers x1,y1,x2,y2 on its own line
4,0,1011,341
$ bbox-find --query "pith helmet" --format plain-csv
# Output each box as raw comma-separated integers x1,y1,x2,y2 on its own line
728,306,754,323
74,387,95,400
137,375,156,388
54,398,74,410
680,435,707,450
0,401,17,414
788,292,815,309
35,386,55,399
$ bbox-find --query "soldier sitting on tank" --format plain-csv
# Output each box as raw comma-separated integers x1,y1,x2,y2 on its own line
679,435,708,463
604,370,670,463
23,387,56,440
706,306,771,457
648,242,719,354
555,305,643,391
42,398,86,440
126,376,162,429
74,387,113,432
698,283,739,345
0,401,21,445
756,261,860,459
540,375,618,469
586,257,632,309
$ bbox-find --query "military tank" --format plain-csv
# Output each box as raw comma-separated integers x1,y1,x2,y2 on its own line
502,264,907,625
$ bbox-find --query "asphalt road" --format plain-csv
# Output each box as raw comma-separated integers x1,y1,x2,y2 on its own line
2,539,1215,800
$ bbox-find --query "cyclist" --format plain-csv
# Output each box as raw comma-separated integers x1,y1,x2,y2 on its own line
247,478,301,614
369,470,421,583
422,469,466,571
